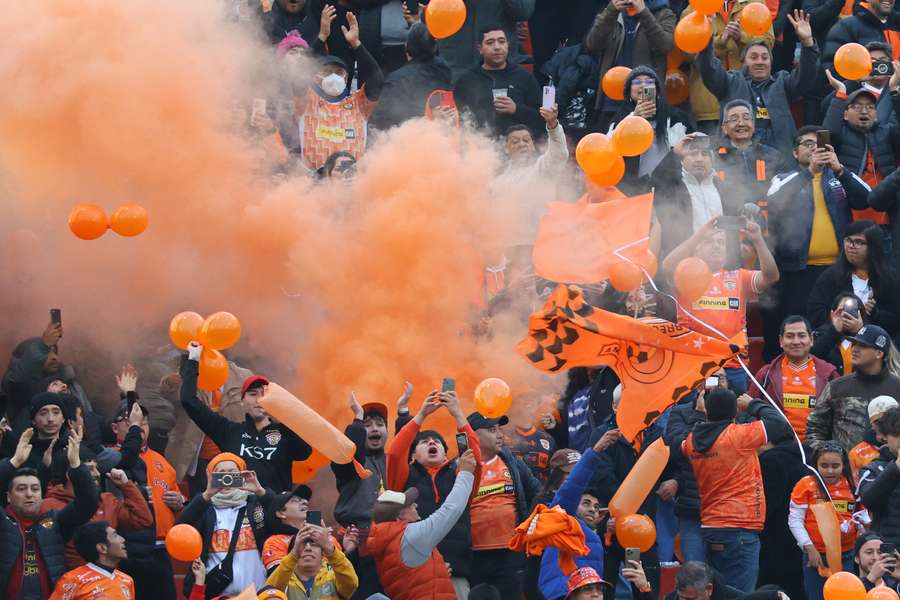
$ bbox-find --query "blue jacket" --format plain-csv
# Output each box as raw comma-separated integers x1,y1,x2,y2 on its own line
766,167,870,273
539,449,605,600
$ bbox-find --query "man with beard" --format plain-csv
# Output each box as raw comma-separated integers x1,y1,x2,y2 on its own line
50,522,133,599
0,392,70,476
180,341,312,493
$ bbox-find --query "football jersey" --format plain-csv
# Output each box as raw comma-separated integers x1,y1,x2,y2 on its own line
780,357,818,441
507,426,556,483
49,564,134,600
470,456,518,550
297,88,375,170
790,475,858,552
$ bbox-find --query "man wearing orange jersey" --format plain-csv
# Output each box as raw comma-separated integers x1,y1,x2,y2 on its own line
752,316,839,442
468,411,541,600
682,388,792,592
663,217,780,394
50,522,133,600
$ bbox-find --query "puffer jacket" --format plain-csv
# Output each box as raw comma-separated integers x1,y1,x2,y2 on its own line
859,446,900,545
806,369,900,451
823,90,900,183
664,397,704,518
368,520,456,600
822,4,900,74
681,0,775,122
540,44,601,134
585,0,677,107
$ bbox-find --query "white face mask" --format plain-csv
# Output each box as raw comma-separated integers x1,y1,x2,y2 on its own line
321,73,346,96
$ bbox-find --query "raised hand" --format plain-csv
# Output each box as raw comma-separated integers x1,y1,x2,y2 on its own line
398,381,414,413
787,10,813,45
12,428,34,468
342,12,361,49
67,424,83,468
349,391,364,421
116,364,138,394
824,69,847,96
241,470,266,496
319,4,337,41
108,468,129,487
42,322,63,347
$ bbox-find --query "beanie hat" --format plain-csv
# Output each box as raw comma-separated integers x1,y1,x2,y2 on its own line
277,31,310,55
206,452,247,475
30,392,70,419
625,65,659,90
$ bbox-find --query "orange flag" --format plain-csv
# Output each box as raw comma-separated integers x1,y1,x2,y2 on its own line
532,193,653,284
516,285,740,441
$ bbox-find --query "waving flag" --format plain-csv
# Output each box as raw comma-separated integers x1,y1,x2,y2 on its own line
516,285,740,441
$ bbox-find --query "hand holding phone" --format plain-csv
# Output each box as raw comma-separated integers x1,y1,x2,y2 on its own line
307,510,322,526
456,432,469,455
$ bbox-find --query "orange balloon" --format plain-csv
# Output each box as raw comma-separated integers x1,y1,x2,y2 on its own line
609,438,670,518
602,66,632,101
474,378,512,418
617,514,657,552
165,524,202,562
675,12,712,53
610,261,643,292
169,311,204,350
665,70,690,105
425,0,467,39
666,47,684,71
625,249,659,277
823,572,866,600
674,257,713,301
576,133,618,176
689,0,724,15
868,587,900,600
198,348,229,391
585,154,625,186
835,43,872,80
291,449,331,484
612,115,654,157
740,2,772,36
109,203,149,237
199,311,242,350
68,204,109,240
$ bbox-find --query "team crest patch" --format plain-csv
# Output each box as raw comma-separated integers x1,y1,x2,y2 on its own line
253,505,265,524
539,439,551,450
266,431,282,445
40,518,54,529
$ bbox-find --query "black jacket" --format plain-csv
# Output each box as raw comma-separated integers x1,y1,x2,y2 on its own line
868,167,900,266
811,320,853,375
180,359,311,493
807,264,900,337
0,459,98,594
823,5,900,74
497,446,543,524
331,418,386,527
454,63,544,137
664,397,704,518
860,447,900,545
802,0,846,50
714,141,788,209
824,90,900,183
369,57,453,130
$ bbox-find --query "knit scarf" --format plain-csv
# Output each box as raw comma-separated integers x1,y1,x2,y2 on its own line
211,488,251,509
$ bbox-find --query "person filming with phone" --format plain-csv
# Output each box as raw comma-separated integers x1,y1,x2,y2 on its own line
854,532,900,592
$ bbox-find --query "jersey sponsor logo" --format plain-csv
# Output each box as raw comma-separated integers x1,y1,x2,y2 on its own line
783,393,814,409
315,125,349,141
692,296,740,310
240,443,278,460
476,482,515,497
832,500,857,513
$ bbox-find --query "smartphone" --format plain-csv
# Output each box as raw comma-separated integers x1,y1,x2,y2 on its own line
456,432,469,455
705,377,719,389
542,84,556,109
441,378,456,393
640,86,656,102
816,130,831,149
307,510,322,526
50,308,62,326
625,547,642,563
882,542,896,556
716,215,747,231
843,297,860,318
212,472,244,488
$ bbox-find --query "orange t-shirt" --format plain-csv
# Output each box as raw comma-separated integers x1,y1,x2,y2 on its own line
141,447,179,540
678,269,761,367
470,456,518,550
262,534,292,570
683,421,768,530
780,357,819,441
790,475,858,553
49,564,135,600
297,87,375,171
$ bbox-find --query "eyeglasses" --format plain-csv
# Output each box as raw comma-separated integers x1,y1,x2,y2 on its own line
849,104,875,113
844,237,868,248
796,140,818,149
724,115,753,124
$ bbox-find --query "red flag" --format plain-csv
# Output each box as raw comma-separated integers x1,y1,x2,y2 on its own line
516,285,740,441
532,193,652,284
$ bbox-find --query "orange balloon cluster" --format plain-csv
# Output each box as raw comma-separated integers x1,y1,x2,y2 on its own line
602,66,632,101
474,377,512,418
165,524,202,562
834,43,872,80
689,0,724,15
674,257,713,301
586,155,626,186
68,202,149,240
612,115,655,156
823,572,866,600
576,133,617,174
675,12,712,53
425,0,466,39
740,2,772,36
617,514,657,552
169,311,242,391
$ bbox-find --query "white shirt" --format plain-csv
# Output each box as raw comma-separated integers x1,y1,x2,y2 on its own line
683,168,723,232
852,273,871,303
206,506,267,596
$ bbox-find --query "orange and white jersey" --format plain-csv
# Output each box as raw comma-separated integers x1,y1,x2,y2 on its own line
296,87,375,171
50,564,134,600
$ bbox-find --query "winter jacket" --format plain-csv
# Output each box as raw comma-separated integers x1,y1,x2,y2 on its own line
539,448,606,600
41,481,153,568
681,0,775,122
546,367,619,452
540,44,601,135
868,166,900,266
766,167,871,273
824,90,900,184
585,0,677,107
696,38,820,154
369,57,453,130
807,264,900,336
751,354,840,415
494,447,544,523
367,520,457,600
261,0,320,45
179,358,311,492
822,5,900,75
664,397,704,519
454,63,544,137
811,320,854,376
822,86,898,129
436,0,535,78
332,419,386,527
859,446,900,545
0,460,99,596
714,140,788,208
265,545,358,600
806,369,900,451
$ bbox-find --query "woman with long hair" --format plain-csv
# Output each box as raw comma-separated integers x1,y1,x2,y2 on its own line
807,220,900,337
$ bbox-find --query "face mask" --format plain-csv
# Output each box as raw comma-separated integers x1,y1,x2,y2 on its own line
321,73,346,96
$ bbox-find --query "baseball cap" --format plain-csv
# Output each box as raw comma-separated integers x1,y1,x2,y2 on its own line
320,55,348,71
258,588,288,600
271,483,313,515
869,395,899,423
241,375,270,397
550,449,582,473
848,325,891,351
372,488,418,523
566,567,612,598
847,88,878,104
362,402,389,420
467,411,510,431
